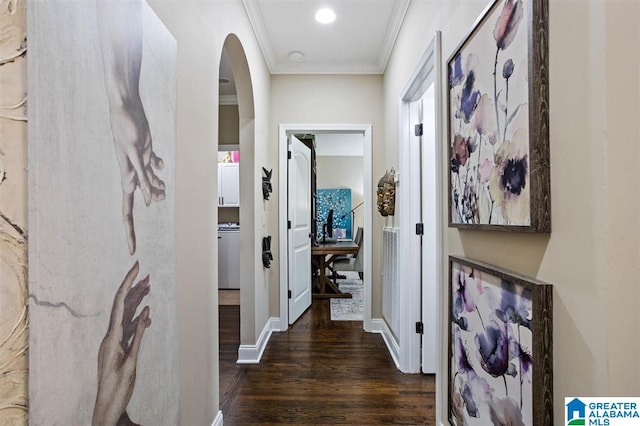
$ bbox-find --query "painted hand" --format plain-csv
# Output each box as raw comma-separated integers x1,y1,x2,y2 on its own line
110,103,165,255
97,0,165,255
93,261,151,426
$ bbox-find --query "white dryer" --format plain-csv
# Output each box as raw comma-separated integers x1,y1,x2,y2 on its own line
218,223,239,289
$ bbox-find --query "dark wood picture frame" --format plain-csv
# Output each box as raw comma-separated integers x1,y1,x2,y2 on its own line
448,255,553,425
446,0,550,232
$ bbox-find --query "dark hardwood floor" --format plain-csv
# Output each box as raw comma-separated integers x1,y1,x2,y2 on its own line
219,300,436,425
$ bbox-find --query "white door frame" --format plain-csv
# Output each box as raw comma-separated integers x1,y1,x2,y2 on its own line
278,124,373,331
397,31,443,379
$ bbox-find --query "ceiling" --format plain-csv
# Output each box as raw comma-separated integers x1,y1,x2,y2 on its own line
241,0,410,74
219,0,410,101
219,48,237,99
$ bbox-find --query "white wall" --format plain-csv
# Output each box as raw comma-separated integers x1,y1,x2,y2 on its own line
603,0,640,395
315,133,364,156
146,1,272,424
384,0,640,424
269,74,384,316
315,133,366,237
219,104,239,145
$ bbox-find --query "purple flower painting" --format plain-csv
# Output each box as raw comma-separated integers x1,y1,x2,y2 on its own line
448,0,536,228
448,257,550,426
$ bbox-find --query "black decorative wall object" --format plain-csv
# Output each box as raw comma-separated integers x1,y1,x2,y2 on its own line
262,167,273,200
262,235,273,268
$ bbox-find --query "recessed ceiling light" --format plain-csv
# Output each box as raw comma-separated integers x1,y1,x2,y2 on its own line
315,8,336,24
288,51,305,63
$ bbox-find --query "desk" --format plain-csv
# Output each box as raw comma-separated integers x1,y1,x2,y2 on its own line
311,241,359,298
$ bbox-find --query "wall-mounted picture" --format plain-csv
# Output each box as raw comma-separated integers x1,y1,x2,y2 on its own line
448,255,553,425
317,188,352,240
447,0,550,232
28,1,178,424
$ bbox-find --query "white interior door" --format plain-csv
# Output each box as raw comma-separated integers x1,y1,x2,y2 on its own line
420,86,438,374
288,135,312,324
400,33,441,375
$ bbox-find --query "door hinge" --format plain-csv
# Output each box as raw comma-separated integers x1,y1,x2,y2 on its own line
288,151,292,159
416,321,424,334
415,223,424,235
288,290,292,299
287,220,292,229
414,123,423,137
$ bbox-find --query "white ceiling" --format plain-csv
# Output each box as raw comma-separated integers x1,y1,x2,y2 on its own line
241,0,410,74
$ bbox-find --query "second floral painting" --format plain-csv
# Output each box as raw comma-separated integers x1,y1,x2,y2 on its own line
447,0,550,232
448,256,553,425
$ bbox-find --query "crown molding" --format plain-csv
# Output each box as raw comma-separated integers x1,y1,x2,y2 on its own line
241,0,275,73
378,0,411,72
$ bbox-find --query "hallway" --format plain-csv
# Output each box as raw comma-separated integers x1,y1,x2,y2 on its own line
219,300,435,424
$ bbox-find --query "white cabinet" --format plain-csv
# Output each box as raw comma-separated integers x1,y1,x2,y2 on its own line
218,229,240,289
218,163,239,207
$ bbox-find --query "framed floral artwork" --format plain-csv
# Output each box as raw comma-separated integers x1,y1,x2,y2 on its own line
447,0,550,232
448,255,553,425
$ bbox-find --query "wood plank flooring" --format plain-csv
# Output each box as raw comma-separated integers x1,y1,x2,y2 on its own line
219,300,436,425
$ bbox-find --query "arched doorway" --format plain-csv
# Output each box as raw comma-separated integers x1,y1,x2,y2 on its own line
217,34,255,372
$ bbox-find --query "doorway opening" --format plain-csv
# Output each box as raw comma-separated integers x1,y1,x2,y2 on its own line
218,46,241,294
217,43,241,396
217,33,256,383
278,124,373,331
314,133,366,321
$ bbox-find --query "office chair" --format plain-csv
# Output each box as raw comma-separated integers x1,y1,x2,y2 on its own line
332,230,364,281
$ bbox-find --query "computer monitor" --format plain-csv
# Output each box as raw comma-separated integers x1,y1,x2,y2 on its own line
326,209,334,238
322,209,334,242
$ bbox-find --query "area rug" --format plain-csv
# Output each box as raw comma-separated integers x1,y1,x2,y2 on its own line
330,271,363,321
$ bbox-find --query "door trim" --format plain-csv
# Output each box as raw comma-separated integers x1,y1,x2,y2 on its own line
278,124,373,331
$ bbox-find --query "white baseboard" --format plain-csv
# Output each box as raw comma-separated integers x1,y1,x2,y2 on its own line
369,317,385,333
236,316,279,364
269,315,287,332
211,410,223,426
371,318,400,370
